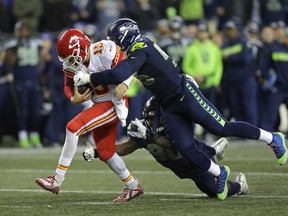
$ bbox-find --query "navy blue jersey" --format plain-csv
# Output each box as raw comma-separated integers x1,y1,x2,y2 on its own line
90,36,183,104
132,135,215,178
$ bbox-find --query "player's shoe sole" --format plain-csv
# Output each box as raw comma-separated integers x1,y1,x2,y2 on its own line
216,166,230,200
270,132,288,166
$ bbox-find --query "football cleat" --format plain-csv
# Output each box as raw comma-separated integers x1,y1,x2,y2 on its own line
216,166,230,200
269,132,288,166
35,176,60,194
113,184,144,203
235,172,249,195
211,137,228,161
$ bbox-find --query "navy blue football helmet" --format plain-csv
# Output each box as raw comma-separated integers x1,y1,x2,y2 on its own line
142,96,164,134
107,18,140,52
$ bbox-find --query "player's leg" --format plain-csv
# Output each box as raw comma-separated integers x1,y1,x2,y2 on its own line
92,121,143,202
182,80,287,165
193,172,243,197
161,111,230,200
35,101,117,194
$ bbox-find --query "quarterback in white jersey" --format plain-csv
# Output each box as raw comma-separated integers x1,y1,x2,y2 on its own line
35,29,143,202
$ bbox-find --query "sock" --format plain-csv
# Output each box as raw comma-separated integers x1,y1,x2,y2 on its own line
106,153,138,189
227,181,241,196
207,160,221,177
259,129,273,144
54,129,79,185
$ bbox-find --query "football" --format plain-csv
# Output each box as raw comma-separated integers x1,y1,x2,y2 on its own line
77,83,92,94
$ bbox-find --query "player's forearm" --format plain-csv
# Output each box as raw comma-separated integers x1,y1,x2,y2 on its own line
90,61,134,86
116,139,140,156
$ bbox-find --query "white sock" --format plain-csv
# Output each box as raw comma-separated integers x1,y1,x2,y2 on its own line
207,160,221,177
106,153,138,189
18,130,28,140
259,129,273,144
55,129,79,185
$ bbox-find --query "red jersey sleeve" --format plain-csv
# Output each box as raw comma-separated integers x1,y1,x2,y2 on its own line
64,74,74,100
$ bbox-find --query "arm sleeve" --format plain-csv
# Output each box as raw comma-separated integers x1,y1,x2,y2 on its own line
64,74,74,99
90,51,148,86
123,75,134,88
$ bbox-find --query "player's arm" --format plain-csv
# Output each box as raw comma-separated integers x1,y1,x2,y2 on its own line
63,73,92,104
74,51,148,87
91,52,147,86
114,75,134,99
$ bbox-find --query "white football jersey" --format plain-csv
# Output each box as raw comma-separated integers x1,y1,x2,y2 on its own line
63,40,123,104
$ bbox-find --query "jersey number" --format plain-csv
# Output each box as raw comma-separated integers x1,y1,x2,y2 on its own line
153,43,177,67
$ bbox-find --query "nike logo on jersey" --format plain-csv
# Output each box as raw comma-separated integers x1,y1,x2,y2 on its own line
180,95,185,101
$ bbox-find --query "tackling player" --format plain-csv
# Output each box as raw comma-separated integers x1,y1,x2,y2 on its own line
73,18,287,200
83,96,249,198
35,29,143,202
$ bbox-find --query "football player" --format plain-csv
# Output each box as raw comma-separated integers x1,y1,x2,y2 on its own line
35,29,143,202
83,96,249,198
73,18,287,200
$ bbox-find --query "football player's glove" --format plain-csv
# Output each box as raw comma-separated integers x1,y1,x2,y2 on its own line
74,71,90,87
127,118,147,139
83,142,98,161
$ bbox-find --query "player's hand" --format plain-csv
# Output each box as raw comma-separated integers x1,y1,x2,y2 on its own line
73,71,90,86
114,83,128,100
83,142,98,161
127,118,147,139
71,87,92,104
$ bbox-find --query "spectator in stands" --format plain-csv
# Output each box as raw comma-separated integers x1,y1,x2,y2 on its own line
126,0,159,32
179,0,204,25
40,0,69,32
221,21,258,125
259,0,286,27
12,0,43,33
3,22,45,148
259,28,288,131
68,0,96,27
161,16,191,73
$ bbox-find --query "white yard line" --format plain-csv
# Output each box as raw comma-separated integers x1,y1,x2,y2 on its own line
0,189,288,199
0,168,287,176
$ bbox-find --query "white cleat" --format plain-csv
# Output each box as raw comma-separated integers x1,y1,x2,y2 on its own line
211,137,228,161
35,176,61,194
113,184,144,202
235,172,249,195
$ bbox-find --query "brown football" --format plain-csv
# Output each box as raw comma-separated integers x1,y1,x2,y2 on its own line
77,84,92,94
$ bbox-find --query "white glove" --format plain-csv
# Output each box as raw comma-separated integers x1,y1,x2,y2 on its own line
73,71,90,87
127,118,147,139
83,142,96,162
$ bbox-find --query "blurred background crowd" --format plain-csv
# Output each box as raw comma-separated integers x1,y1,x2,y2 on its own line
0,0,288,148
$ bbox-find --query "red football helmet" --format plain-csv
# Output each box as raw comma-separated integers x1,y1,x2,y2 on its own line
56,29,90,70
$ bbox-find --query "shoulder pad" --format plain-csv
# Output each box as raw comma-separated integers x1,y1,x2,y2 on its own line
130,41,147,52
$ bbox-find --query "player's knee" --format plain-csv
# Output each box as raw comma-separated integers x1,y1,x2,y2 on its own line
98,150,114,161
66,120,81,135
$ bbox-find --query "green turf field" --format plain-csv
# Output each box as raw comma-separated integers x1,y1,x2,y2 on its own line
0,140,288,216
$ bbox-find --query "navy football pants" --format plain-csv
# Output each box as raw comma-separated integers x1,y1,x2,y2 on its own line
161,79,261,171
